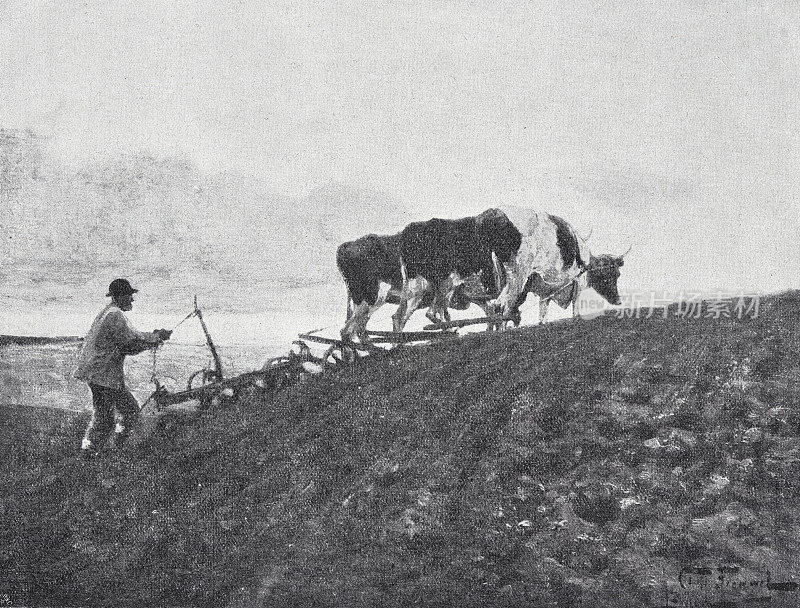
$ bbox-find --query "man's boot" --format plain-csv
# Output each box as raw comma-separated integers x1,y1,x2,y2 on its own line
113,422,130,448
80,438,98,460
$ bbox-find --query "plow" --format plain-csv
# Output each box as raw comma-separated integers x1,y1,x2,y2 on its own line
144,296,516,411
146,297,316,411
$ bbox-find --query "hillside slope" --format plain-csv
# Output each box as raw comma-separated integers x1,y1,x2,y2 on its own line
3,293,800,607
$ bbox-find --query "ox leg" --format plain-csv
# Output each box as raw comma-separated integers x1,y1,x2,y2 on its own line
489,252,506,331
425,300,450,324
393,277,429,332
425,291,451,324
342,301,372,343
572,296,582,320
393,264,412,333
437,285,454,323
478,303,498,331
567,284,581,321
440,275,459,323
394,293,425,332
391,292,407,332
538,298,549,325
425,276,455,324
338,304,363,363
393,299,407,333
345,297,353,321
505,276,536,328
424,304,440,324
492,258,529,320
510,290,528,328
393,283,427,332
498,278,529,329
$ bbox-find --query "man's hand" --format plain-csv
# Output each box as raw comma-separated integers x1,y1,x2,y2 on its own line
156,329,173,342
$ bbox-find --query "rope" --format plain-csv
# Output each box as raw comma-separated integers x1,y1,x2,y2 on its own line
304,323,338,336
137,307,197,415
170,309,198,331
146,306,199,382
150,343,159,384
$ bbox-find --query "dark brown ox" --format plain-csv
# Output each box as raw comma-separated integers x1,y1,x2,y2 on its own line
336,228,505,343
395,208,522,330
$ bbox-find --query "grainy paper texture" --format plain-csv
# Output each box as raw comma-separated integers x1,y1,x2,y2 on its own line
1,2,799,607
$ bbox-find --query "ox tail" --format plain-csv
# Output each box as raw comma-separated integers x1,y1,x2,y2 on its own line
345,296,354,323
399,255,408,286
392,257,411,333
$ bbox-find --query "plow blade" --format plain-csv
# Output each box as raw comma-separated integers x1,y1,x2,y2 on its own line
151,366,294,408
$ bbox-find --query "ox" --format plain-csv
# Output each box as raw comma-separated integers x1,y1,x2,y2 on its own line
491,208,627,324
336,232,500,344
395,208,522,330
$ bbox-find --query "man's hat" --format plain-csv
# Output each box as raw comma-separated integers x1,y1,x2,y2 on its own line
106,278,138,297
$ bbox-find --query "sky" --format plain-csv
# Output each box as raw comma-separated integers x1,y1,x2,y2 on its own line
2,0,799,296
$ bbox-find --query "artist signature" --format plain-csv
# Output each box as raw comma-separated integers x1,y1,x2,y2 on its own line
655,565,799,607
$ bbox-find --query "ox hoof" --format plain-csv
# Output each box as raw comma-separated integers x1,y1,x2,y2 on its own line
425,311,442,324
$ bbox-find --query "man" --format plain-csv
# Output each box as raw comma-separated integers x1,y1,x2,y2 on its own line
75,278,172,459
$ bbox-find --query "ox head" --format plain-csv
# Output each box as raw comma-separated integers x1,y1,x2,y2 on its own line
587,249,628,306
475,208,523,263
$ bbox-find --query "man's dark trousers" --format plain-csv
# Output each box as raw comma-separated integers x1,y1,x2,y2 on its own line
83,383,139,452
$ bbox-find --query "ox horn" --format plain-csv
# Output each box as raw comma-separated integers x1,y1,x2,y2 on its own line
580,227,593,242
619,244,632,258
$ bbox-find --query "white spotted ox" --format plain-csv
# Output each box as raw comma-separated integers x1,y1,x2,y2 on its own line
491,207,628,324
